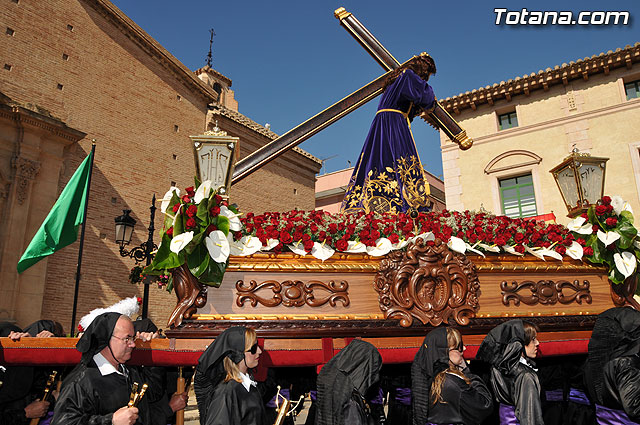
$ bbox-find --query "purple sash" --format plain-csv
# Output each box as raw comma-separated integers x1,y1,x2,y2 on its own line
310,390,317,402
568,388,591,406
369,387,384,405
267,388,290,408
545,389,564,402
596,404,640,425
499,403,520,425
394,387,412,406
39,411,54,425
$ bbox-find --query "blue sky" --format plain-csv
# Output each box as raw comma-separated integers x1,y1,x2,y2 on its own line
111,1,637,179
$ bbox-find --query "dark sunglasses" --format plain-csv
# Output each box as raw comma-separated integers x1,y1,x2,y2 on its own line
247,342,259,355
449,341,464,352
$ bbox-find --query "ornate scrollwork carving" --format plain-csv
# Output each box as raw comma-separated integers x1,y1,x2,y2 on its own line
374,238,480,328
235,279,349,308
501,279,592,306
11,157,40,204
167,264,208,328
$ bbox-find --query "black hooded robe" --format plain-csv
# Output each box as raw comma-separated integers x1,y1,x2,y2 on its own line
476,319,543,425
585,307,640,423
0,323,37,425
194,326,266,425
315,339,382,425
51,313,161,425
411,327,492,425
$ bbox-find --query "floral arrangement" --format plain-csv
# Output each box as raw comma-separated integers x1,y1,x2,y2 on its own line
143,178,243,288
129,265,143,284
566,195,638,284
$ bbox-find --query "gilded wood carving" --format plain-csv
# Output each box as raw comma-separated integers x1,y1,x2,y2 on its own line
374,238,480,327
236,279,350,308
167,264,208,329
500,279,592,306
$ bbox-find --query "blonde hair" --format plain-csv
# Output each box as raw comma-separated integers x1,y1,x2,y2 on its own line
430,328,470,405
223,328,257,383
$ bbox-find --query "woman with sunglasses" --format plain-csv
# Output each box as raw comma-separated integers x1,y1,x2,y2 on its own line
412,327,493,425
477,320,542,425
194,326,265,425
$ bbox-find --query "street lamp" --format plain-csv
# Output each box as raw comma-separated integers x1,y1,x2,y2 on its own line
191,121,238,197
113,194,157,318
550,149,609,218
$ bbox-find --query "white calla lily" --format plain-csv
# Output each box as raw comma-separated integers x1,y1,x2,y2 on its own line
614,252,637,278
612,196,633,215
288,241,307,256
538,247,563,261
502,245,523,257
465,243,485,257
634,240,640,250
524,246,545,260
477,243,501,253
597,230,620,247
447,236,466,254
169,231,193,254
566,241,584,260
311,242,335,261
567,216,593,235
366,238,392,257
194,180,213,204
160,187,180,213
344,241,367,253
205,230,230,263
220,206,242,232
392,239,408,250
260,238,279,251
229,235,262,257
410,232,435,244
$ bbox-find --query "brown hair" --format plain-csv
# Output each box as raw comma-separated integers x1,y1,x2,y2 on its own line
223,328,258,383
382,53,437,91
522,321,540,346
430,328,470,405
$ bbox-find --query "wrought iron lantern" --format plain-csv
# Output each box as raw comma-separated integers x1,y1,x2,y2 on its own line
190,121,238,198
550,149,609,218
114,209,136,249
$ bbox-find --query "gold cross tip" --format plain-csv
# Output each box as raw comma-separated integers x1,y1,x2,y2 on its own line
334,7,351,20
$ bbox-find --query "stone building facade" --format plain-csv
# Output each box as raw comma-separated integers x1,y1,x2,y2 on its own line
439,43,640,225
0,0,320,329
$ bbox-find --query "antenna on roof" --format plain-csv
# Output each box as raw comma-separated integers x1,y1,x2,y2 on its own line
206,28,216,67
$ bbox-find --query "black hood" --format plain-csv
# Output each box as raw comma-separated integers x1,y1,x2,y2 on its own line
194,326,246,423
316,339,382,425
76,312,122,364
0,322,33,404
411,327,449,425
476,319,526,375
585,307,640,404
23,319,64,337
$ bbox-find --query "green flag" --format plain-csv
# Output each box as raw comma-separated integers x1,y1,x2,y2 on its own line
17,151,94,273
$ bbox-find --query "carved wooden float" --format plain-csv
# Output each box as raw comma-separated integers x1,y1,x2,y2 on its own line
165,238,637,364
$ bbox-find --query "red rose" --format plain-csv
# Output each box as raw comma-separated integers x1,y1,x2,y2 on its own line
293,231,303,241
186,205,198,217
581,213,589,219
555,245,566,255
514,233,525,243
606,217,618,227
583,246,594,256
181,195,191,204
592,225,599,233
214,194,223,205
302,233,311,242
388,233,400,244
515,245,525,254
166,227,174,237
185,186,195,197
136,297,142,305
234,231,242,240
310,224,318,233
328,223,338,234
577,238,586,246
209,206,221,216
602,196,612,205
280,231,293,244
186,218,197,229
206,224,217,235
172,204,180,213
303,239,314,252
494,237,506,246
595,204,608,216
335,239,349,251
606,204,613,213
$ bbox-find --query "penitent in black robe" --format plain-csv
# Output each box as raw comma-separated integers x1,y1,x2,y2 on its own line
204,380,266,425
51,361,156,425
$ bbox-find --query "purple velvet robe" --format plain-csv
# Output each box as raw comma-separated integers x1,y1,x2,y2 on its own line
341,69,435,215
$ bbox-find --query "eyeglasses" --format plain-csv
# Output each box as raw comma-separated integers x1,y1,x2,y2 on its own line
112,334,137,344
246,342,259,355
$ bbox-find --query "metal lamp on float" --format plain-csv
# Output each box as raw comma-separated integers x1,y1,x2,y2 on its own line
190,121,238,198
550,149,609,218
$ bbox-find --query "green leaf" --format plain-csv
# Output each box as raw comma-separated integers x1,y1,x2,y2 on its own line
609,267,624,285
162,191,181,231
588,240,605,264
149,233,184,270
217,215,230,236
186,244,209,277
621,210,634,225
141,264,161,276
197,198,210,223
617,222,638,250
185,231,206,254
166,279,173,293
194,175,202,189
174,210,184,236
